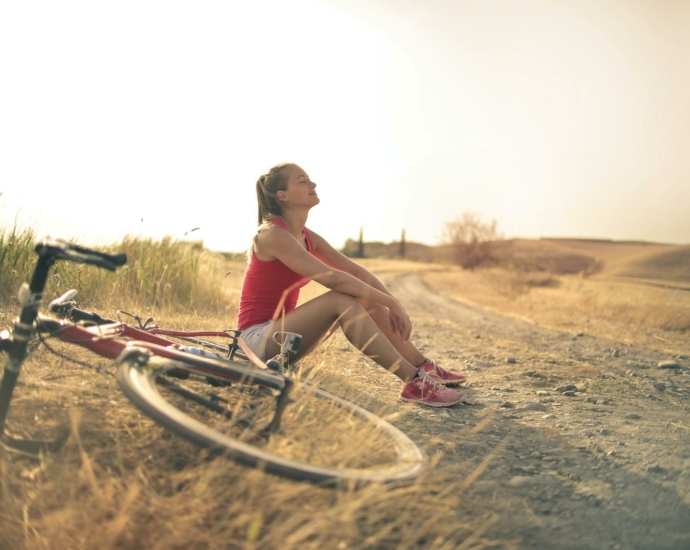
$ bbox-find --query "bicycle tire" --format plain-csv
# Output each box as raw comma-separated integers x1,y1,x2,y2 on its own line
116,353,425,486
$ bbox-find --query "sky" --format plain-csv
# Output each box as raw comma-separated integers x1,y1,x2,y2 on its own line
1,0,689,253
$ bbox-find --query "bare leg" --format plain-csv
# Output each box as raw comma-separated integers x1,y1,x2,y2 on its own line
265,291,419,382
359,299,426,367
359,299,467,387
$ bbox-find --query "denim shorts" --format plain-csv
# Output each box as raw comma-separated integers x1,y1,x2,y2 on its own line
239,320,273,362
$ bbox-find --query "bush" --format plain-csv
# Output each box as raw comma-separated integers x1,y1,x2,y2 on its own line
441,213,502,270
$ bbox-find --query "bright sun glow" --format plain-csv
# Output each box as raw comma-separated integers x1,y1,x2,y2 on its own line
2,0,689,252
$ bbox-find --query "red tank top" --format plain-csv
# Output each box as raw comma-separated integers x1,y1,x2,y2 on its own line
237,219,314,330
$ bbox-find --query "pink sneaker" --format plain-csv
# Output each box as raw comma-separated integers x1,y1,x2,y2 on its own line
400,372,463,407
419,359,467,386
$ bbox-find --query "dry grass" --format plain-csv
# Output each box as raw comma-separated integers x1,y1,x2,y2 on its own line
603,244,690,285
4,234,687,548
0,341,509,550
419,237,690,353
425,264,690,353
521,238,676,269
152,363,405,472
0,229,243,321
1,245,510,550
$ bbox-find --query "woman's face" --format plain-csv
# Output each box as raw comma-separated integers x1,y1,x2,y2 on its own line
280,165,319,208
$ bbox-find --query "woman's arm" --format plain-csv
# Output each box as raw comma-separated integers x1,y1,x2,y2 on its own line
257,226,411,340
308,229,396,298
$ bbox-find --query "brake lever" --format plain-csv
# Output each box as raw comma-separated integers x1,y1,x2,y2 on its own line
48,289,79,315
115,310,158,330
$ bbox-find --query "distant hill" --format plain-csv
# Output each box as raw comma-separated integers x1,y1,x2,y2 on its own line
491,239,600,275
603,244,690,284
343,237,689,286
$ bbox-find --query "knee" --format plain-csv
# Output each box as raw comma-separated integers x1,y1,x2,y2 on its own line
359,299,386,318
324,290,361,314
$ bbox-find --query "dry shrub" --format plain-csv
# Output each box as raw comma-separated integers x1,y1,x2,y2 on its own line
441,213,502,270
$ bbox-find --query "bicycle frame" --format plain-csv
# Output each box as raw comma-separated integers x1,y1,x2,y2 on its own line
48,290,247,360
34,316,281,386
49,289,301,373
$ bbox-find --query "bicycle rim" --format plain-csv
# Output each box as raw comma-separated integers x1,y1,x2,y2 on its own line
117,356,425,486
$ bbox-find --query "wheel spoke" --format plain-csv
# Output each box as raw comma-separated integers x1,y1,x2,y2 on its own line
118,356,425,485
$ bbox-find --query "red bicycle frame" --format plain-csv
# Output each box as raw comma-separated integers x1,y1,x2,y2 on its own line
38,317,271,381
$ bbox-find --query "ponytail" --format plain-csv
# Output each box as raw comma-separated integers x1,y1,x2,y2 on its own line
251,162,296,254
256,175,270,225
255,163,294,226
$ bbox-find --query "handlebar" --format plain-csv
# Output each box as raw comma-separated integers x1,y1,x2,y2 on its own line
36,238,127,271
15,238,126,328
49,289,116,325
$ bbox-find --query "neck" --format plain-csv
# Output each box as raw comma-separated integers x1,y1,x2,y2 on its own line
279,208,309,238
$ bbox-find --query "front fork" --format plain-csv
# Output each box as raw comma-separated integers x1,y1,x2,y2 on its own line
0,253,54,440
0,314,41,438
262,376,294,435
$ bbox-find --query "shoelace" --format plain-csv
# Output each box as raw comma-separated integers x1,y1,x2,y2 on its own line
429,360,467,381
429,359,451,376
418,370,447,396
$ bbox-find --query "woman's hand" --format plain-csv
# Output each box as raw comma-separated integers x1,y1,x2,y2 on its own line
388,300,412,342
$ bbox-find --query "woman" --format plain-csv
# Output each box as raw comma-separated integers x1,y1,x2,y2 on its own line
237,162,466,407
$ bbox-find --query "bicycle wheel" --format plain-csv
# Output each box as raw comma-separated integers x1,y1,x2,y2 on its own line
116,351,425,485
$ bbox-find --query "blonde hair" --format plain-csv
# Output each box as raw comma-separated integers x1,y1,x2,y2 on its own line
256,162,296,224
251,162,296,255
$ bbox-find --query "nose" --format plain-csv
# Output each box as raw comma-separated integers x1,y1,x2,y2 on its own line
310,181,317,189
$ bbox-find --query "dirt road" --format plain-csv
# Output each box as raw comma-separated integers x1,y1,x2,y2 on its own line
380,272,690,549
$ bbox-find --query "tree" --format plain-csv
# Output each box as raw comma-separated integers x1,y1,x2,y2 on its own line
442,212,501,270
358,227,364,258
399,228,406,258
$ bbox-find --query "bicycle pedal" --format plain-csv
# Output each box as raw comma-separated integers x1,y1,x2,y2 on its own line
206,377,231,387
166,368,191,380
208,392,230,405
266,358,283,372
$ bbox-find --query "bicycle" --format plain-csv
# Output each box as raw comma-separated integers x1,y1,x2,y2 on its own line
0,238,425,486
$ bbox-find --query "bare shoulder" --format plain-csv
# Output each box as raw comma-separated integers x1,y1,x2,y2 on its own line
254,224,295,261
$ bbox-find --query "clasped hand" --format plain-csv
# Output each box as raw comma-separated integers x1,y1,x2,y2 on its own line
388,300,412,342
